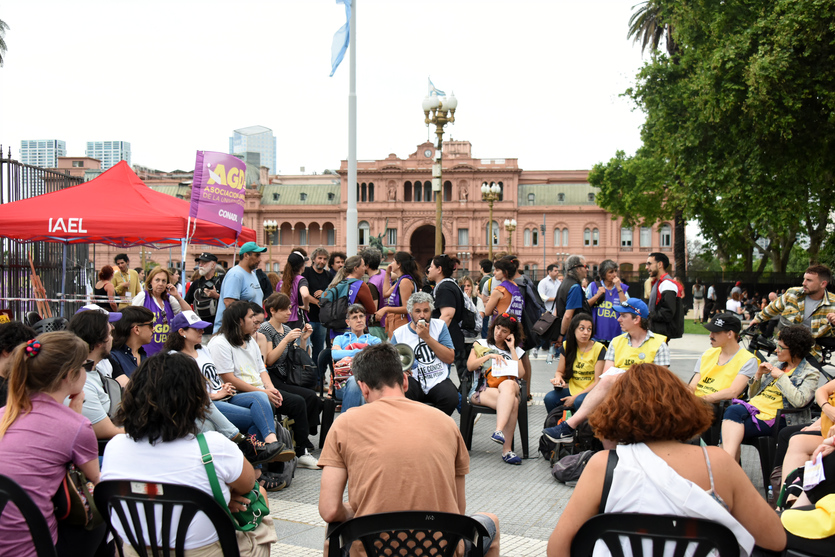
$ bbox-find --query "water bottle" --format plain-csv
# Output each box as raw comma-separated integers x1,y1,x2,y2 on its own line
767,486,773,503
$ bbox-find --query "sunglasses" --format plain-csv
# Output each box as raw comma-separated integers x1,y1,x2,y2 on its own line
500,313,517,322
570,264,588,270
136,322,154,329
619,301,643,316
82,359,95,372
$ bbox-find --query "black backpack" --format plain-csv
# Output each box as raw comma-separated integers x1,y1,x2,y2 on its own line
319,278,363,330
539,404,568,459
515,275,545,348
552,450,594,486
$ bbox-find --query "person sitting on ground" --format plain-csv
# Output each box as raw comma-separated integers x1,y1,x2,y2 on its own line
0,332,105,557
466,313,524,465
318,343,500,557
101,352,277,556
94,264,119,312
67,305,125,442
544,313,605,414
165,310,295,472
392,291,459,415
547,363,786,557
721,325,819,462
375,250,423,339
0,321,36,405
131,266,191,355
688,313,757,406
208,300,319,470
108,305,155,384
542,298,669,445
330,303,383,412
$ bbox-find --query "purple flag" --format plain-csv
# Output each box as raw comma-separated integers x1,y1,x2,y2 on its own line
189,151,247,233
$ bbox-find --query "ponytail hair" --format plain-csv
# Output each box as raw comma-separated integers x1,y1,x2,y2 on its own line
328,255,364,289
0,331,88,439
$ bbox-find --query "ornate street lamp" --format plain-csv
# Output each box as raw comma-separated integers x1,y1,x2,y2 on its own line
423,91,458,255
504,218,517,255
481,181,501,261
263,219,278,271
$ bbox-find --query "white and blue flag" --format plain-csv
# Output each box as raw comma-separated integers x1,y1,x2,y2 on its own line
428,78,445,97
330,0,351,77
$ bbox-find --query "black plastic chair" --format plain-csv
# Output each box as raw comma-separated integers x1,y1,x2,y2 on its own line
570,513,739,557
318,348,342,449
0,474,57,557
459,376,529,458
326,511,489,557
742,406,807,493
94,480,240,557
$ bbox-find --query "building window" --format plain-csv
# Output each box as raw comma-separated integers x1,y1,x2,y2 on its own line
486,221,499,246
299,228,308,245
584,228,591,247
300,193,307,202
404,181,412,202
558,193,565,203
524,228,531,247
443,180,452,202
592,228,599,246
326,227,335,245
360,183,367,202
458,228,469,246
72,161,84,168
273,193,280,201
660,224,672,247
554,228,561,246
621,227,633,247
369,183,375,202
327,192,335,202
532,228,539,246
640,226,652,247
358,221,370,245
497,182,504,201
527,193,535,205
562,228,569,247
588,192,595,202
386,228,397,245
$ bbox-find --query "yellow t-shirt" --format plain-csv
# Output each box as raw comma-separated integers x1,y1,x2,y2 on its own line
695,347,756,398
750,366,795,421
609,332,667,369
563,341,606,395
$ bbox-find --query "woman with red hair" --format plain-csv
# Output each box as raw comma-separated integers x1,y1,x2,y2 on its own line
547,363,785,557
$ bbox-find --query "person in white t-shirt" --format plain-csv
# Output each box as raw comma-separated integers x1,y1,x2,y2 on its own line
101,351,276,555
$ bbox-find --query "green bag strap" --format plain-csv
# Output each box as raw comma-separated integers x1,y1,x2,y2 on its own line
196,433,237,524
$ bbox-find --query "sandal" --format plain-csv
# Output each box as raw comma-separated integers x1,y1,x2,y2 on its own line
258,470,286,492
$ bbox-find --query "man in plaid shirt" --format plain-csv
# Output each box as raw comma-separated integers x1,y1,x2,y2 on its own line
751,264,835,362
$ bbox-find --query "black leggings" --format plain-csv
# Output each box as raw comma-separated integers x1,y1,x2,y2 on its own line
56,520,109,557
274,388,314,454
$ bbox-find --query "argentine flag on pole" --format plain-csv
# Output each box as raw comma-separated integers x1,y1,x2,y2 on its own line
330,0,351,76
428,78,445,97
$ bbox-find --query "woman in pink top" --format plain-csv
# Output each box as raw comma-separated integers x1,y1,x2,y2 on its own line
0,331,103,557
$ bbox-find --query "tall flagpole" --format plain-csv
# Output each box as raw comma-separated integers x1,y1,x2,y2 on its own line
345,0,358,256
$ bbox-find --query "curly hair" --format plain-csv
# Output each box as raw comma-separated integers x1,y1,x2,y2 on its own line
778,325,814,361
487,313,525,349
407,291,434,313
114,352,209,444
589,363,714,444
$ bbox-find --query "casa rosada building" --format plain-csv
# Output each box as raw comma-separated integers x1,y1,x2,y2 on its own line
93,140,674,281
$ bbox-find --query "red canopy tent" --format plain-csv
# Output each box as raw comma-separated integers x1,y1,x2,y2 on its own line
0,161,256,315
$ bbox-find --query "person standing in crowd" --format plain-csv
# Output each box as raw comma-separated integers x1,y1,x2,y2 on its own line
586,259,628,346
361,247,388,341
108,306,155,382
376,251,423,340
213,242,266,334
646,252,682,339
328,256,377,326
303,247,331,364
94,264,118,312
538,264,561,316
279,250,312,330
692,278,706,323
478,258,494,338
134,267,146,284
131,266,191,356
705,282,718,319
427,254,467,380
0,332,106,557
185,252,224,335
168,267,184,297
0,321,37,405
111,253,141,308
328,251,346,280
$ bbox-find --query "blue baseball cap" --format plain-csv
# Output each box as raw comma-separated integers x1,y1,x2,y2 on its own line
75,304,122,322
239,242,267,256
612,298,649,319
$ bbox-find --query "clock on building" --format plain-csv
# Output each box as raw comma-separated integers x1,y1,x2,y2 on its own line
423,149,433,158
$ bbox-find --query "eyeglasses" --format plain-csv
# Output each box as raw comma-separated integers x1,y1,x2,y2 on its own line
776,344,788,352
82,359,95,372
136,322,154,329
500,313,517,322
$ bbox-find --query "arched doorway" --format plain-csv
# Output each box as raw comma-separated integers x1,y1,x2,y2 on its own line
410,224,445,270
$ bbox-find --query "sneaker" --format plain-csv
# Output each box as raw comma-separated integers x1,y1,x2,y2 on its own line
258,470,287,492
542,421,575,444
532,349,539,359
296,449,320,470
473,414,482,426
244,435,295,465
490,430,505,445
502,451,522,465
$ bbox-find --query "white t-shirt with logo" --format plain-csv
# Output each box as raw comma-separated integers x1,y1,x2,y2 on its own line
392,320,454,394
207,335,266,388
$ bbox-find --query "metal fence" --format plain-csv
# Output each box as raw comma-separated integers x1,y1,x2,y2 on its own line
0,148,90,320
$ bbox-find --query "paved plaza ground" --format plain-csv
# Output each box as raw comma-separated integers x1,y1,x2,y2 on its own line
265,333,770,557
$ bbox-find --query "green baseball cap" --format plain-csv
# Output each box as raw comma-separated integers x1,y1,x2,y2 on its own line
239,242,267,256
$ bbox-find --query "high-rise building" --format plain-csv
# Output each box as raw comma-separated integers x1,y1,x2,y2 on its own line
229,125,276,174
20,139,66,168
85,140,131,170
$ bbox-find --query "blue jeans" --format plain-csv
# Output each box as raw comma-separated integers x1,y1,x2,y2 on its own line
200,401,239,439
481,315,490,339
340,376,365,412
544,387,588,414
215,391,276,440
309,321,326,374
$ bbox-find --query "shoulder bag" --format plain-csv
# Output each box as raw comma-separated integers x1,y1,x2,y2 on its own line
53,463,103,530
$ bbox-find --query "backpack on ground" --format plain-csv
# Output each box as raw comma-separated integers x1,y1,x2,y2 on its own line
539,404,569,459
319,278,363,330
515,275,546,348
551,450,594,486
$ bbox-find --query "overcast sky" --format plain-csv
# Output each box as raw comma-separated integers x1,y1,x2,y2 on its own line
0,0,648,174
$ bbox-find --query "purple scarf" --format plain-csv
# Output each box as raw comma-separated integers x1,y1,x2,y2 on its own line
142,289,174,356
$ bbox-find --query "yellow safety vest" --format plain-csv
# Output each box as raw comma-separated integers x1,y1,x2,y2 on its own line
695,347,756,398
609,332,667,369
751,367,795,421
563,341,606,395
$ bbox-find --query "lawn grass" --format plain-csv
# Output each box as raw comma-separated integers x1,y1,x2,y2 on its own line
683,320,710,335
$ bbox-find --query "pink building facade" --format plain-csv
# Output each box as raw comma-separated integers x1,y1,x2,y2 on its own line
93,141,673,280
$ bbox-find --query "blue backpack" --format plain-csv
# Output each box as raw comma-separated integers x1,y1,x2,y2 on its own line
319,278,363,330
